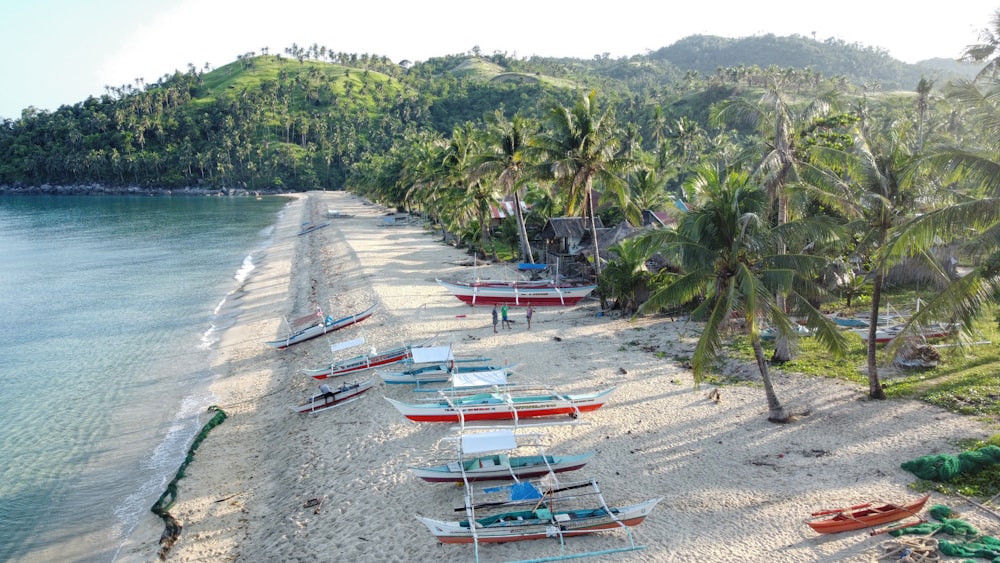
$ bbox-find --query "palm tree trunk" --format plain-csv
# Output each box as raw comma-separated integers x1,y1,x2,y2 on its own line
752,337,789,422
865,271,887,400
586,184,601,277
513,191,534,263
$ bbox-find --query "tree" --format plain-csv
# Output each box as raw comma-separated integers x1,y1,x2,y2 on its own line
711,80,839,362
805,117,922,399
472,110,536,263
961,9,1000,80
638,164,848,422
531,91,635,277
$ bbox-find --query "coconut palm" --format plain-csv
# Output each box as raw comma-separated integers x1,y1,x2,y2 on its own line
531,91,635,276
638,164,848,423
962,9,1000,80
711,80,839,362
471,110,536,263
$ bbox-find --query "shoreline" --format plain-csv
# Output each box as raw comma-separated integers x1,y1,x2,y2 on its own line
124,191,996,562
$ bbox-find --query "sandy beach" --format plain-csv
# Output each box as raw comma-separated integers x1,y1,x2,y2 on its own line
124,191,997,563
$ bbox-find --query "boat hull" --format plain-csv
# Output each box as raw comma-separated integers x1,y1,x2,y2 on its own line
806,494,930,534
305,346,414,379
293,379,376,413
378,362,508,385
265,304,377,349
409,452,596,483
385,388,615,423
436,279,596,307
417,498,660,544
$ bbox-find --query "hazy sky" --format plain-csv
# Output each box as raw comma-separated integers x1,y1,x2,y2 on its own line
1,0,996,119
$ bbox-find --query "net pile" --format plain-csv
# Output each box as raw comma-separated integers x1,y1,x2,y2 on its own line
901,445,1000,481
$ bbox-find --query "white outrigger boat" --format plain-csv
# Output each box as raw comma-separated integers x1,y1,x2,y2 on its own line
409,429,595,483
265,303,377,349
292,379,375,414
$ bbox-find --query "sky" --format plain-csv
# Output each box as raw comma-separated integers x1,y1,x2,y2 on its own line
1,0,996,120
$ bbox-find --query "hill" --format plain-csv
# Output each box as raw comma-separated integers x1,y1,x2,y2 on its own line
651,34,972,90
0,34,986,193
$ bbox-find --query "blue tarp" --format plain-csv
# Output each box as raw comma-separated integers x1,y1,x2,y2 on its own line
518,263,548,270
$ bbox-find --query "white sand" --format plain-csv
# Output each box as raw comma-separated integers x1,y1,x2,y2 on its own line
122,191,997,563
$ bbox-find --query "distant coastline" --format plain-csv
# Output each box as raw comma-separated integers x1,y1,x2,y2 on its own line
0,183,294,196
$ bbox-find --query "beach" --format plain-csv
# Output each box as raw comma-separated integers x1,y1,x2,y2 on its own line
125,191,997,563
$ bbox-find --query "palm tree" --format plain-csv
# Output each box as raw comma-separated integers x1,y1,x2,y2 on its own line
711,80,839,362
638,164,848,422
531,91,635,277
962,9,1000,80
440,123,498,257
804,117,923,399
471,110,536,263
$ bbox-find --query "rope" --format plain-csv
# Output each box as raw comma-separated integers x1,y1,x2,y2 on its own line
877,537,941,562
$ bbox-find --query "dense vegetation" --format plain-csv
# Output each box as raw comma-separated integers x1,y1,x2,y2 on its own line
0,34,976,192
3,29,1000,434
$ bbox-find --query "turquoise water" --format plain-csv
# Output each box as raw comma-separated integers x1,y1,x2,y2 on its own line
0,194,289,562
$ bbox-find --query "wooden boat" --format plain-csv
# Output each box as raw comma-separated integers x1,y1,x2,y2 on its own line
265,303,377,349
303,338,432,379
805,493,931,534
417,479,660,544
385,385,616,423
410,451,596,483
412,430,595,483
375,345,503,386
853,323,955,344
292,379,375,414
436,278,596,307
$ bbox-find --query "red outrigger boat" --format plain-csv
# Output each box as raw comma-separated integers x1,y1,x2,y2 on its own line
805,493,930,534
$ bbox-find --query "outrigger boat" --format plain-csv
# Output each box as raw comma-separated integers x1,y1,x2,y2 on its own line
303,337,433,379
805,493,931,534
265,303,377,349
417,478,660,545
292,379,375,414
376,345,514,387
436,278,596,307
385,372,615,423
409,429,595,483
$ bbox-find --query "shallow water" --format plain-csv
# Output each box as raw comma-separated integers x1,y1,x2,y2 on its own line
0,194,288,562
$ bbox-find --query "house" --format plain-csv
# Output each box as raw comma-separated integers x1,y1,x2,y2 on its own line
539,217,605,257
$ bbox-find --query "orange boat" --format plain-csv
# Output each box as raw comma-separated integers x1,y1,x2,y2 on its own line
805,493,930,534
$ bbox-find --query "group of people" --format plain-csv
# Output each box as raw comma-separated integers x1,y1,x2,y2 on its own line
492,303,533,332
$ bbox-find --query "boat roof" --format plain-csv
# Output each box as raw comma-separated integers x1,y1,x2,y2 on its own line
330,336,365,353
452,369,508,388
460,430,518,454
410,345,454,363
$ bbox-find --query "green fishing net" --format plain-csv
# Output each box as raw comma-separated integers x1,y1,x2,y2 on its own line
901,445,1000,481
150,405,228,560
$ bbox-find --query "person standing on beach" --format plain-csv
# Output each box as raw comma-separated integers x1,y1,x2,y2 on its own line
501,303,511,329
492,304,499,333
526,305,534,329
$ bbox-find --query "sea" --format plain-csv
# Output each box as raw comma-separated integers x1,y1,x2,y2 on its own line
0,194,291,562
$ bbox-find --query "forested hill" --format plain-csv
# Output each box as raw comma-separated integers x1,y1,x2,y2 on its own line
651,34,978,89
0,34,980,193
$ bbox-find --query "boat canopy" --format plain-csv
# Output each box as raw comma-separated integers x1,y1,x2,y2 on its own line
410,345,454,364
452,369,508,388
329,337,365,353
460,430,518,454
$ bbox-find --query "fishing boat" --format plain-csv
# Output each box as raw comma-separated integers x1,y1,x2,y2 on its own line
416,479,660,544
436,278,597,307
376,345,511,386
265,303,377,349
384,379,616,423
409,429,596,483
292,379,375,414
805,493,930,534
303,337,432,379
853,323,955,344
